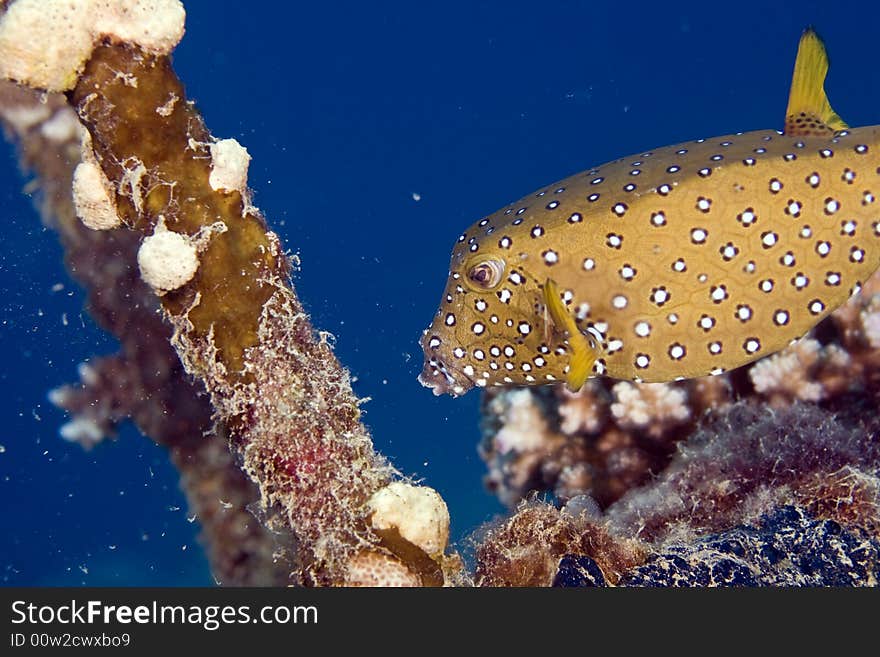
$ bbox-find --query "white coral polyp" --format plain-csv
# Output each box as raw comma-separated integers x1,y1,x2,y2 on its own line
72,160,121,230
611,381,689,427
494,389,550,453
0,0,186,92
209,138,251,193
749,339,824,402
137,226,198,293
862,305,880,348
367,482,449,556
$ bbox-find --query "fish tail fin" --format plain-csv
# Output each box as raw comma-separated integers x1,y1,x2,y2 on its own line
784,27,848,136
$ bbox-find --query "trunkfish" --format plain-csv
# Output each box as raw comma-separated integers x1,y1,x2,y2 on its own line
420,29,879,396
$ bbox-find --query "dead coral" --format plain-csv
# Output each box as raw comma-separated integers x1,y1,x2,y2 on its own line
0,80,290,586
474,502,647,587
476,400,880,587
554,505,880,587
63,40,409,585
605,402,880,543
618,505,879,587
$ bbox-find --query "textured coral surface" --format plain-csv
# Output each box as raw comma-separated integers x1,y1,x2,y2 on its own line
618,506,878,587
0,80,289,585
477,401,879,586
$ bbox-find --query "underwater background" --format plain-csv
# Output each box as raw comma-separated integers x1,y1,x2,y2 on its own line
2,0,878,585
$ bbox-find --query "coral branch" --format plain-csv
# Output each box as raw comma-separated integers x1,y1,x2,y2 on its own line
0,79,289,585
66,42,418,583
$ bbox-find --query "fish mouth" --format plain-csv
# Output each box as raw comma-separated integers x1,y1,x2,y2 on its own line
418,353,475,397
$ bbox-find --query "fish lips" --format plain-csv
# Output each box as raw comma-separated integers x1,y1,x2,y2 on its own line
418,350,475,397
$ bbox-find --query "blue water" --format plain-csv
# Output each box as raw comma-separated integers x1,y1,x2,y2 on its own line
2,0,877,585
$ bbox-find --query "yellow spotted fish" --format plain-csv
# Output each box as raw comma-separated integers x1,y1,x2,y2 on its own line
419,29,880,396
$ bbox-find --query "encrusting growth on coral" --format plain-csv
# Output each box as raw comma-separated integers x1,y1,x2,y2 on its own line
0,80,291,585
474,502,647,586
476,401,880,586
606,402,880,541
67,31,449,588
554,505,879,587
67,43,286,375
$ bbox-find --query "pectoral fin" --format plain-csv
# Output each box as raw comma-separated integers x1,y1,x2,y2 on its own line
542,278,598,391
784,27,848,136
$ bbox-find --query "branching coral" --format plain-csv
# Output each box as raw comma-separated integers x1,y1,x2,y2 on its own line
0,80,290,585
479,375,734,508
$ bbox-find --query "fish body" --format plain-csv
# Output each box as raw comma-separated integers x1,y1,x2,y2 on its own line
420,30,880,396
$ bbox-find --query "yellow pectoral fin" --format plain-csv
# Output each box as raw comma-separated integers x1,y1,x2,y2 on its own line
784,27,848,135
564,334,596,391
542,278,598,391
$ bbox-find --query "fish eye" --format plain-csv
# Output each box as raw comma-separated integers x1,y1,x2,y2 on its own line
465,258,505,290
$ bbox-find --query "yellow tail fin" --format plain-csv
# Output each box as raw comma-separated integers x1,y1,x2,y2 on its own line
784,27,847,136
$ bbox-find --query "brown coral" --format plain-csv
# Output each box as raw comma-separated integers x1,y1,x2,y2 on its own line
474,401,880,587
0,80,290,586
474,502,646,587
62,42,416,585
